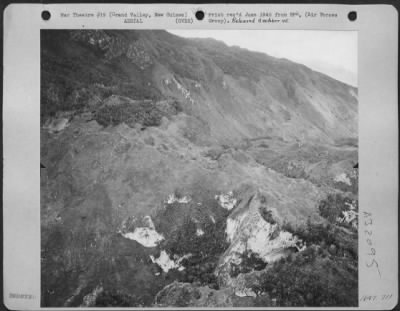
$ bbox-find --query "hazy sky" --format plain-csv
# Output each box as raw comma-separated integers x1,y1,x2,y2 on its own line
167,30,357,87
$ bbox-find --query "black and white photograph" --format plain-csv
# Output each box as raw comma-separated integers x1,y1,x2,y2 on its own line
40,29,359,307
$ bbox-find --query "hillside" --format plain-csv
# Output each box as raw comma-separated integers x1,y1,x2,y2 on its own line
41,30,357,144
41,30,358,307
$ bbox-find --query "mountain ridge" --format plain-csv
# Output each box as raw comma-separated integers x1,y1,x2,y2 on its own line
41,29,358,308
41,29,357,145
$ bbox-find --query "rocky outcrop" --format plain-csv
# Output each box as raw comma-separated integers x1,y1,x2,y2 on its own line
216,190,309,287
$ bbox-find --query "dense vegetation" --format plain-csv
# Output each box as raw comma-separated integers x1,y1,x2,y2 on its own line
41,31,161,121
255,244,357,306
95,98,183,128
152,193,230,290
163,215,229,289
259,207,277,225
230,251,267,278
255,193,358,307
95,290,137,307
319,193,358,229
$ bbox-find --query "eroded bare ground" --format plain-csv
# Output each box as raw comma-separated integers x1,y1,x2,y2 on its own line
41,30,358,307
